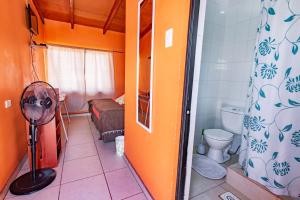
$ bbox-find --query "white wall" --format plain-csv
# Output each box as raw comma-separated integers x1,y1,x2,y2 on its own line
193,0,261,146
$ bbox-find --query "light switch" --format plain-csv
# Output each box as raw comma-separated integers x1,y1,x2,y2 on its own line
165,28,173,48
4,100,12,108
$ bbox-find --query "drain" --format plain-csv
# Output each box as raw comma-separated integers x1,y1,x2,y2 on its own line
219,192,241,200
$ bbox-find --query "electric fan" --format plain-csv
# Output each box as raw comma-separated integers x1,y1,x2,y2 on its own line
10,81,58,195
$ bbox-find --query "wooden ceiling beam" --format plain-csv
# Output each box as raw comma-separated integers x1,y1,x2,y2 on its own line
140,0,149,9
32,0,45,24
69,0,74,29
140,23,152,38
102,0,123,34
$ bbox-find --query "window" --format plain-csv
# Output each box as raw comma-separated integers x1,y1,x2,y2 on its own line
47,45,115,112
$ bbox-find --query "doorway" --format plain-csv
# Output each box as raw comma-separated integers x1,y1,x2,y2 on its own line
177,0,261,199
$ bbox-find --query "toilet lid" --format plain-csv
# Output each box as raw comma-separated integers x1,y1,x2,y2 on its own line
204,129,233,141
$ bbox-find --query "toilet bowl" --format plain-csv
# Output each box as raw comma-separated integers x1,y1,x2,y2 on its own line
204,106,244,163
204,129,233,163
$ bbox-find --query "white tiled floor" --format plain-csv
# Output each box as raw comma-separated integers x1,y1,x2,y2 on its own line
189,154,249,200
5,116,151,200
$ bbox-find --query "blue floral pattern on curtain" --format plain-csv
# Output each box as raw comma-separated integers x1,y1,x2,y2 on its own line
239,0,300,198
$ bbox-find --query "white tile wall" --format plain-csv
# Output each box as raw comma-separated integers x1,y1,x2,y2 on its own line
193,0,261,146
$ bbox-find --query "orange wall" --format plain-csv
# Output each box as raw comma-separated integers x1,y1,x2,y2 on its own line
43,19,125,97
113,52,125,97
0,0,45,191
125,0,191,199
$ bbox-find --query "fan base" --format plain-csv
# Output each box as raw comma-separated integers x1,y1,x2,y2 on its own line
9,168,56,195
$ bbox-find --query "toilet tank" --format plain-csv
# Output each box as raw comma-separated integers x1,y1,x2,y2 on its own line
221,106,244,134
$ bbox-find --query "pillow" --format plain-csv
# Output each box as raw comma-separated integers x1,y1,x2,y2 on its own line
115,94,125,105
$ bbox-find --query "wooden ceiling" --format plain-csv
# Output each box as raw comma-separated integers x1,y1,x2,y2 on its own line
140,0,152,38
32,0,126,34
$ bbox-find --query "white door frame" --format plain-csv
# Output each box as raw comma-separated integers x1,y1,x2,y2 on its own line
183,0,207,199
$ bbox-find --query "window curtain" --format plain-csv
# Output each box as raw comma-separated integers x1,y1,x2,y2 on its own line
85,49,115,99
239,0,300,198
47,46,115,113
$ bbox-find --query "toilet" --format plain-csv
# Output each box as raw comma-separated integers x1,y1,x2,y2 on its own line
204,106,244,163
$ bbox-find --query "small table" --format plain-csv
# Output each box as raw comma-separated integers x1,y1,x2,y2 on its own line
59,94,70,141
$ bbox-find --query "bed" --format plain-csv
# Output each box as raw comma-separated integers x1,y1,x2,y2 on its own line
88,98,124,143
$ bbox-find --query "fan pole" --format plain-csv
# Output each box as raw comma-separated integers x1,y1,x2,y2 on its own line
30,119,37,182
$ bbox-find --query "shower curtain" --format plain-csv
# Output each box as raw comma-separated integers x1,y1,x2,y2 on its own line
239,0,300,198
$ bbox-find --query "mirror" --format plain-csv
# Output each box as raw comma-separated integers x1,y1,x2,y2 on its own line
136,0,154,132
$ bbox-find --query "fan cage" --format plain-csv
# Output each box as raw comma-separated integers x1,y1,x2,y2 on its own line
20,81,59,126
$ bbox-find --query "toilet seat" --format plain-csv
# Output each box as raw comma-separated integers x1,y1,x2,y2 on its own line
204,129,233,141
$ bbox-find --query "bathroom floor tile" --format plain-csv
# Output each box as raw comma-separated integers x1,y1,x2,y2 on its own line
20,159,29,171
124,158,152,200
51,166,63,187
95,140,115,153
124,193,147,200
220,183,250,200
90,126,100,140
68,117,89,125
222,154,239,168
65,117,90,131
68,128,92,135
59,175,110,200
57,147,66,168
61,156,103,184
4,116,152,200
68,121,91,133
189,169,224,198
5,186,59,200
69,116,89,124
67,121,90,132
95,141,127,172
190,186,226,200
67,132,94,146
65,142,97,161
106,168,142,200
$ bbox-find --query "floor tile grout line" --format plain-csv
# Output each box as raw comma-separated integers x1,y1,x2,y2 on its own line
88,116,144,200
61,116,104,185
66,141,95,147
92,132,129,174
121,192,145,200
218,183,244,199
103,166,128,174
189,181,225,199
66,145,128,173
60,173,104,186
70,130,92,136
87,116,113,200
67,126,93,131
64,141,95,148
7,117,130,200
58,118,97,199
64,154,99,163
124,158,147,198
189,156,240,199
66,134,94,139
67,131,93,136
58,120,68,200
